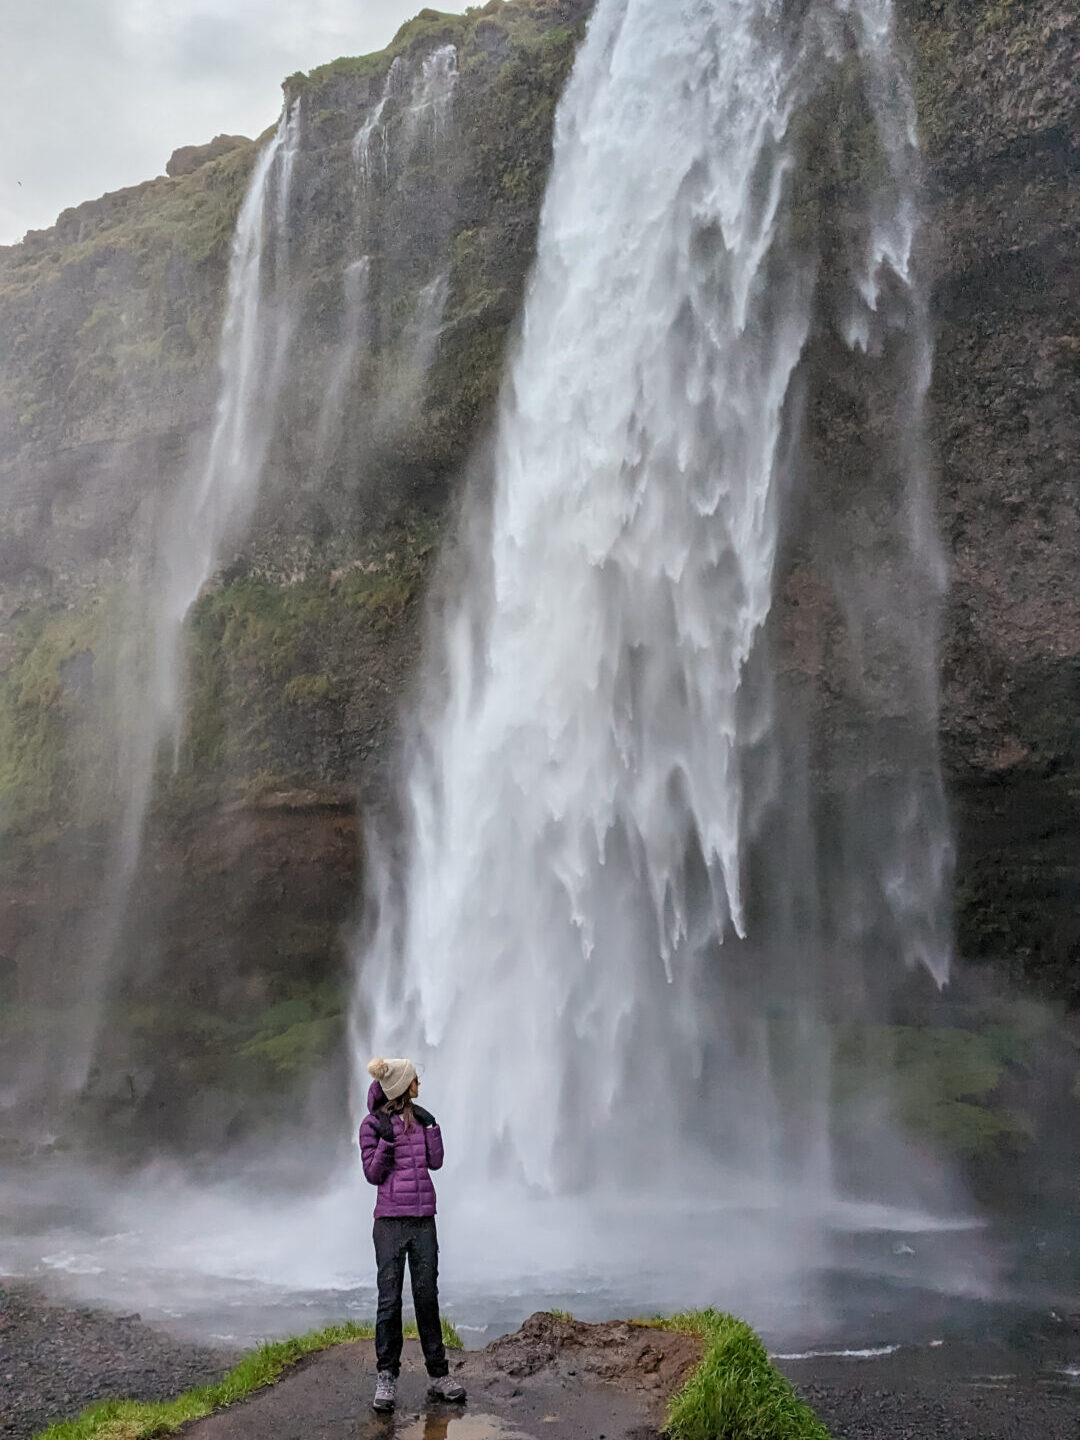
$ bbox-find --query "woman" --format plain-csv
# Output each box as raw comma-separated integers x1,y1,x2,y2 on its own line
359,1056,466,1414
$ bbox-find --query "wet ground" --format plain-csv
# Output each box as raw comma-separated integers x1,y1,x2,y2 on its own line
185,1320,1080,1440
185,1314,696,1440
4,1289,1079,1440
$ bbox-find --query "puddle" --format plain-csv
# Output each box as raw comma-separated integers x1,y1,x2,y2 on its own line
393,1416,528,1440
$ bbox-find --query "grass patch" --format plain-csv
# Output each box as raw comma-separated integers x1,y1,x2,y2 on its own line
33,1317,462,1440
640,1311,833,1440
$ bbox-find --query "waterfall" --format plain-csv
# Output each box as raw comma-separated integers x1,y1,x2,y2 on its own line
354,0,951,1260
404,44,458,150
314,255,372,459
155,100,302,737
49,103,305,1098
353,44,458,188
353,57,410,186
376,271,450,434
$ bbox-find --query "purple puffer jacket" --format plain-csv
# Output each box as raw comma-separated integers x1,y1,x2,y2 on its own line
359,1080,444,1218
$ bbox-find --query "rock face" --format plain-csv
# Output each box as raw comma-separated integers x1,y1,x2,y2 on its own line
0,0,1075,1154
906,0,1078,1002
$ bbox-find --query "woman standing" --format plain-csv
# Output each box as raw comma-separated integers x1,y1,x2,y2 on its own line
359,1056,466,1414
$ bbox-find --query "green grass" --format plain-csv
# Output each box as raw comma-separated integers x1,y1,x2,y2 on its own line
32,1317,462,1440
640,1311,833,1440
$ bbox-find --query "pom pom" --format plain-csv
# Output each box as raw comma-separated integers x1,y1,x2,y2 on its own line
368,1057,390,1080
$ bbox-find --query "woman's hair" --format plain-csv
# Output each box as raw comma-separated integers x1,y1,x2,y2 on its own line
383,1091,416,1130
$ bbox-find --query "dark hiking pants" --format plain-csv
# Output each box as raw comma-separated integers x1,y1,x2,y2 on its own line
373,1216,449,1378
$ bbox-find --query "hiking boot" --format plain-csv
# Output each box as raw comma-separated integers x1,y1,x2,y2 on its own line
427,1373,467,1402
372,1369,397,1412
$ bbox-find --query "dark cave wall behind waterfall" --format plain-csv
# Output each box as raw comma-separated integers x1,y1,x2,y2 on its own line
0,0,1075,1158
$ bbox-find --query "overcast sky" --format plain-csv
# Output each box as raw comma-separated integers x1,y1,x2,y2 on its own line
0,0,466,245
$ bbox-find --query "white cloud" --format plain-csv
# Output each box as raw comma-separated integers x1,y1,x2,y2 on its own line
0,0,464,245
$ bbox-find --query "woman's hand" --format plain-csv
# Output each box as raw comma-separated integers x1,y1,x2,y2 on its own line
412,1103,437,1128
373,1111,395,1143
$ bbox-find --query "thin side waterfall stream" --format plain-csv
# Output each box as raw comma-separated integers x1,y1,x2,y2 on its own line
353,0,957,1308
32,102,305,1101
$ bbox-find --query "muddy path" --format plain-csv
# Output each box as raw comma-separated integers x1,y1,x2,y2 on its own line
183,1314,701,1440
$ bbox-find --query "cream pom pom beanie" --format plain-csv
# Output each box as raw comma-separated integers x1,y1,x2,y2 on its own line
367,1056,417,1102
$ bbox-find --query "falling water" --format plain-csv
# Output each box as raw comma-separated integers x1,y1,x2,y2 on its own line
353,57,410,186
355,0,952,1272
404,44,458,150
314,255,372,459
47,103,305,1097
154,100,302,738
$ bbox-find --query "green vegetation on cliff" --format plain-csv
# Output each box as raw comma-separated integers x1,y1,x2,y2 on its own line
0,597,122,847
0,140,255,454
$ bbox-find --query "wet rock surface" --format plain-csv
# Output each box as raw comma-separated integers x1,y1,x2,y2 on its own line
0,1283,237,1440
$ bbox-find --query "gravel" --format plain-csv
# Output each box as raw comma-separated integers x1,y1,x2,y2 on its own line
779,1341,1080,1440
0,1284,237,1440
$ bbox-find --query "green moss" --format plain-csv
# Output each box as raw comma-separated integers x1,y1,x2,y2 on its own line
642,1311,832,1440
979,0,1018,32
30,1317,461,1440
236,991,344,1080
0,596,122,839
176,520,436,791
835,1023,1035,1159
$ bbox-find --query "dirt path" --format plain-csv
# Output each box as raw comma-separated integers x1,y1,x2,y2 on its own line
183,1315,701,1440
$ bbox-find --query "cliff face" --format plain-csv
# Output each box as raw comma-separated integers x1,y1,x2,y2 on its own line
0,0,1075,1154
908,0,1079,1002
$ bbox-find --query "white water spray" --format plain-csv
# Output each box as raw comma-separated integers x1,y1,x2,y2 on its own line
355,0,952,1273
